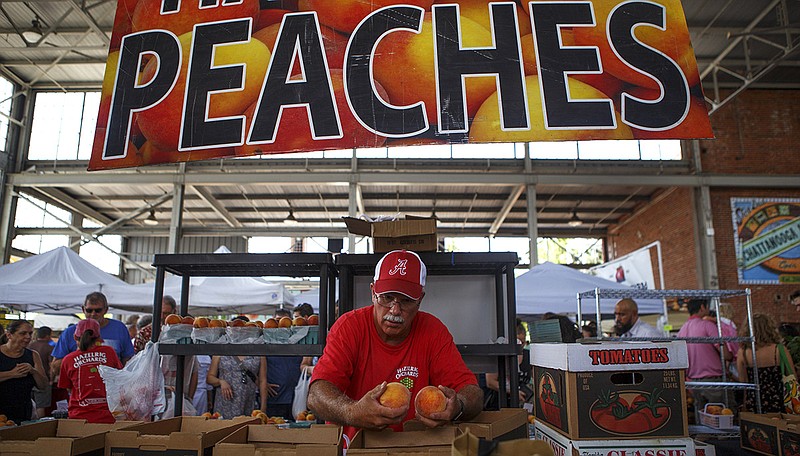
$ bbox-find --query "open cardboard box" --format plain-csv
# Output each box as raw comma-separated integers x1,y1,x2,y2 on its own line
104,416,257,456
740,412,800,456
0,419,140,456
213,424,342,456
457,408,528,441
348,423,460,456
343,216,437,253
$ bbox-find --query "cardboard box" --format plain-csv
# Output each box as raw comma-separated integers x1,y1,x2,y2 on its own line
740,412,783,456
105,416,257,456
457,408,528,441
347,424,460,456
0,419,140,456
343,216,437,252
531,341,689,440
214,424,342,456
535,420,695,456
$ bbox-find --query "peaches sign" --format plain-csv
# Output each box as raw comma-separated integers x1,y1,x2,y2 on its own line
88,0,713,170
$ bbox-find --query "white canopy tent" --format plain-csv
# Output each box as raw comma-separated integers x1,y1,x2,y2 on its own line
515,262,664,316
109,275,297,315
0,246,132,314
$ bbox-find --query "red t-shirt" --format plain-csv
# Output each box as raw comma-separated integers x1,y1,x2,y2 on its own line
58,344,122,423
311,306,477,439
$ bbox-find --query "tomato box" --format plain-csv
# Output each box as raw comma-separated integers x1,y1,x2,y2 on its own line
531,341,689,440
347,424,460,456
0,419,140,456
456,408,528,441
692,439,715,456
535,420,695,456
343,216,437,253
740,412,783,456
104,416,257,456
213,424,342,456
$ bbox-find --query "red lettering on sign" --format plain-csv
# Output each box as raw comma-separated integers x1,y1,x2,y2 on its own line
588,348,671,365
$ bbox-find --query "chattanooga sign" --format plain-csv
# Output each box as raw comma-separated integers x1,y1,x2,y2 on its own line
732,198,800,284
89,0,714,170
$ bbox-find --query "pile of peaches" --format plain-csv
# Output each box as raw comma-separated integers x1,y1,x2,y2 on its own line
163,314,319,328
0,414,15,427
250,410,290,424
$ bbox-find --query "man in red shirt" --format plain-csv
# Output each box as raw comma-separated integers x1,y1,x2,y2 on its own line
307,250,482,442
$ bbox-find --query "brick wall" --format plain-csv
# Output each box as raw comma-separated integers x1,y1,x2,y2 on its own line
609,89,800,325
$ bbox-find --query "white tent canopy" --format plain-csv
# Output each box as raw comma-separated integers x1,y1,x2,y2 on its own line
515,262,663,316
109,275,297,315
0,246,130,314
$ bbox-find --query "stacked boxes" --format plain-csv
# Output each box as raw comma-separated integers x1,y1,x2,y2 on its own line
348,425,460,456
740,412,800,456
457,409,529,441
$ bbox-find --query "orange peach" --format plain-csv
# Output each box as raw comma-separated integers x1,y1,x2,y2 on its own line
265,318,279,329
293,317,307,326
379,382,411,409
193,317,210,328
136,31,271,152
278,317,293,328
468,75,634,142
433,0,531,37
181,316,194,325
306,413,316,421
307,315,319,325
253,23,348,72
298,0,434,34
209,319,226,328
230,319,246,328
372,13,497,128
415,385,447,415
164,314,182,325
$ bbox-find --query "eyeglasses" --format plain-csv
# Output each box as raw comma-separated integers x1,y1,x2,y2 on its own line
374,293,418,311
83,308,106,314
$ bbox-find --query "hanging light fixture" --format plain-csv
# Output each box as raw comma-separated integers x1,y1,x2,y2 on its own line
284,208,298,224
22,18,44,44
143,210,159,226
568,209,582,227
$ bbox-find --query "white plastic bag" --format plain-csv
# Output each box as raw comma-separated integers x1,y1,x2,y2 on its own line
292,367,311,419
99,341,166,421
160,392,198,420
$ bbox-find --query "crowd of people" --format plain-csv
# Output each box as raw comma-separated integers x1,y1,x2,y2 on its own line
1,249,799,435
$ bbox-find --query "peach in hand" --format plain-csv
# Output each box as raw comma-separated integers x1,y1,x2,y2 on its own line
379,382,411,409
415,385,447,416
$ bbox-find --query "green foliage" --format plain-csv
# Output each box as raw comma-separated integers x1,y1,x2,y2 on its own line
785,336,800,366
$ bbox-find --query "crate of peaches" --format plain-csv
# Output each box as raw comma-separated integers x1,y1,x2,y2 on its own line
263,315,319,344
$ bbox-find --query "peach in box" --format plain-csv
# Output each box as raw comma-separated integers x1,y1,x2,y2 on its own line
379,382,411,409
415,386,446,415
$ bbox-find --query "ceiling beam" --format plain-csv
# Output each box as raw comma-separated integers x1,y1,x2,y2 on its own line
192,185,242,228
25,186,113,225
11,170,800,188
488,185,525,235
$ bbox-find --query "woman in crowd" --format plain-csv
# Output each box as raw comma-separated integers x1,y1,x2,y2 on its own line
737,313,794,413
207,318,267,417
58,319,122,423
0,320,48,424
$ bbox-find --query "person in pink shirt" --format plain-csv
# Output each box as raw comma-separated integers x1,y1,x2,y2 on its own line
677,299,733,420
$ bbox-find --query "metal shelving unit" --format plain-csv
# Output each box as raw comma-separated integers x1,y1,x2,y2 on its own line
577,288,759,436
335,252,522,407
149,252,336,416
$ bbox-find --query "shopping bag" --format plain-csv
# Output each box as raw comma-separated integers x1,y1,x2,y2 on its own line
292,367,311,419
99,341,166,421
779,344,800,414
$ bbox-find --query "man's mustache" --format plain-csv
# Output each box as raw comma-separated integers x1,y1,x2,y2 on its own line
383,314,404,324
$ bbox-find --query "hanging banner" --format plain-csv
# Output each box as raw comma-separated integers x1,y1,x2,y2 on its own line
88,0,714,170
731,198,800,285
590,245,656,289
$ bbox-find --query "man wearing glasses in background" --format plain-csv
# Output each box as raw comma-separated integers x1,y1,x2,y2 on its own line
307,250,483,444
51,292,135,382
